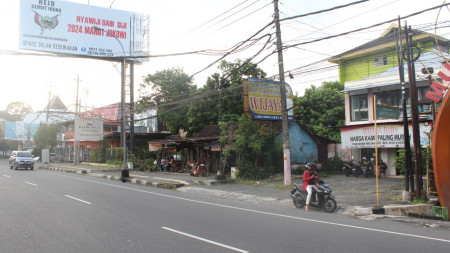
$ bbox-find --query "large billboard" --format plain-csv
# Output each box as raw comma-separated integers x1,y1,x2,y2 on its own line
74,117,103,141
243,78,294,121
4,122,40,141
19,0,149,58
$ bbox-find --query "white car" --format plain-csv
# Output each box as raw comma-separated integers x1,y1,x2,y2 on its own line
9,151,34,170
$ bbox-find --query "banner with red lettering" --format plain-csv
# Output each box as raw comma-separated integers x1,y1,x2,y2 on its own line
340,123,432,149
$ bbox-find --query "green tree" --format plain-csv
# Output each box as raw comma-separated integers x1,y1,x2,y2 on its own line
32,124,59,157
293,81,344,141
6,102,33,120
220,115,276,179
186,59,267,135
136,67,196,135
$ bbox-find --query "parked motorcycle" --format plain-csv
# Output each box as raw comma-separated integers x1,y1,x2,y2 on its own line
190,163,208,177
290,180,337,213
361,158,375,178
342,160,362,177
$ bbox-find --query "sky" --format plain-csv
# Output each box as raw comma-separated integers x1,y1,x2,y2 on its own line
1,0,449,113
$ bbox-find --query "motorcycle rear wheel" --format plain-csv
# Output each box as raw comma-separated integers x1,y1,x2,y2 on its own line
292,193,304,208
323,198,337,213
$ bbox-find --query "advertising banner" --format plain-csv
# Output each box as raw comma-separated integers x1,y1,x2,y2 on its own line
19,0,148,58
74,117,103,141
340,123,431,149
243,78,294,121
4,122,39,141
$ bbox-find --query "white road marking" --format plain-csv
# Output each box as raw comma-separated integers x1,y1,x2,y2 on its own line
64,195,92,205
162,227,248,253
25,181,38,187
49,172,450,244
3,175,11,178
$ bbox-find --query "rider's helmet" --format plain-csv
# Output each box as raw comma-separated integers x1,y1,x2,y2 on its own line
306,162,317,170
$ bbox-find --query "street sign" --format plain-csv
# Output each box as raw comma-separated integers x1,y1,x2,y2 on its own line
376,105,400,119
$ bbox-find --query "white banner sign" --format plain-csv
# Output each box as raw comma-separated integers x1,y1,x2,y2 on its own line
341,123,431,149
19,0,142,57
74,117,103,141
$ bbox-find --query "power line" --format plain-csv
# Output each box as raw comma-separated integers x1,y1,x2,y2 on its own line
285,3,450,49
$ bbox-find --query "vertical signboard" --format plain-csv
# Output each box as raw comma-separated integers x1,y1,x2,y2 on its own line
19,0,149,58
243,78,294,120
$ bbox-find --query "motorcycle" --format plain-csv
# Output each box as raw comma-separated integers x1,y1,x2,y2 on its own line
361,159,375,178
290,180,337,213
190,163,208,177
342,160,362,177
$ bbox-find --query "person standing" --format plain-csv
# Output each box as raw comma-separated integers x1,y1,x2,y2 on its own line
378,159,387,178
302,163,318,211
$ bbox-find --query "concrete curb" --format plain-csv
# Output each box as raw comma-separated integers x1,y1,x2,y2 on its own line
39,165,91,174
39,165,186,190
351,203,433,217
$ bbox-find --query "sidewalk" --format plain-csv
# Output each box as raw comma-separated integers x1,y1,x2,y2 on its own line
38,162,448,225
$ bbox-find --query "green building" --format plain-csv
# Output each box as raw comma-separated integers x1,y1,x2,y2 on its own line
329,24,449,175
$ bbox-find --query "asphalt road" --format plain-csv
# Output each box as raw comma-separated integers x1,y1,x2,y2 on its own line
1,159,449,253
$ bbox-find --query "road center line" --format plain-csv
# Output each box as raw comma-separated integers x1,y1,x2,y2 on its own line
162,227,248,253
64,195,92,205
25,181,38,187
3,175,11,178
49,172,450,243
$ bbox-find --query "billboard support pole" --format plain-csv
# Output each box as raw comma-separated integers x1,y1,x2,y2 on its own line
274,0,291,186
121,59,127,172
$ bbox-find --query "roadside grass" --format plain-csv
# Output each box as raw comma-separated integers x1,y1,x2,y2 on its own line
410,197,427,204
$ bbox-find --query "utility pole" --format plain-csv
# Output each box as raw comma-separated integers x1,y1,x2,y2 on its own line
73,75,80,165
130,62,135,155
404,24,423,198
274,0,291,186
395,19,413,196
46,88,51,125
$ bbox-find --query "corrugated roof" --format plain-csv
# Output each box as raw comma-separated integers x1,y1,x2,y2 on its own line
329,24,447,63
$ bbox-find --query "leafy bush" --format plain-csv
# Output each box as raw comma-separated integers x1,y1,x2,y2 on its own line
237,164,267,180
394,148,431,175
220,115,277,178
321,156,344,173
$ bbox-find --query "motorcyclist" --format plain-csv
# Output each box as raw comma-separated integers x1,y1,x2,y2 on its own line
302,163,318,211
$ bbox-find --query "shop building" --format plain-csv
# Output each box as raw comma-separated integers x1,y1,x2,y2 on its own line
329,24,449,175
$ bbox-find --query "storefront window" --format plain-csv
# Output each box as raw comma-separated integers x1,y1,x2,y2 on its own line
375,87,432,119
375,90,401,107
351,94,368,121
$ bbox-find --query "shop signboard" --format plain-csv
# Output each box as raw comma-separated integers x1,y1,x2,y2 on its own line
243,78,294,121
74,116,103,141
211,142,221,151
376,105,399,119
149,143,162,151
341,123,431,149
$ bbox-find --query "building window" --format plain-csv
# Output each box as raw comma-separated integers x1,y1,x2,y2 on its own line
351,94,368,121
375,90,401,107
374,56,388,67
